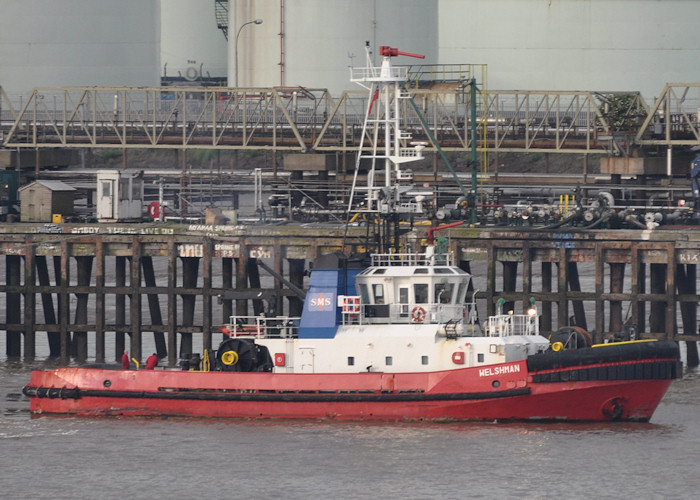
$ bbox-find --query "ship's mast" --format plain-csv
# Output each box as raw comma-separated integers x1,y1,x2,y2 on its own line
347,43,428,254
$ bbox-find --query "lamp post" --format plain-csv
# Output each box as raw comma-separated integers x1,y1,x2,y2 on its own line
235,18,263,88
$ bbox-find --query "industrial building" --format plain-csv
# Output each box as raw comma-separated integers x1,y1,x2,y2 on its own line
438,0,700,100
228,0,700,99
227,0,439,91
0,0,160,98
161,0,228,86
0,0,698,101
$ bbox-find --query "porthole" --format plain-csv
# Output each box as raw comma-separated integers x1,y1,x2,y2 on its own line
492,380,500,389
103,380,112,388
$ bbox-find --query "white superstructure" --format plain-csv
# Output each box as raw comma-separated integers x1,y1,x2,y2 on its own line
228,250,548,375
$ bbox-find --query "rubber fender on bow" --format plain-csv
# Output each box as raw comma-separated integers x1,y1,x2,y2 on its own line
527,340,681,372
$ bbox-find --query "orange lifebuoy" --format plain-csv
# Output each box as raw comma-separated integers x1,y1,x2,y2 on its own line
411,306,426,323
343,296,360,314
148,201,160,220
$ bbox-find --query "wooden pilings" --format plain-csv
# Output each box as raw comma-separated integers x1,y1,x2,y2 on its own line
142,256,167,359
0,225,699,367
115,256,126,362
72,256,92,362
5,255,21,357
179,256,199,357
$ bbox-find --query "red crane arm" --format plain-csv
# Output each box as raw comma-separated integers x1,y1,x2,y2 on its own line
379,46,425,59
427,221,465,244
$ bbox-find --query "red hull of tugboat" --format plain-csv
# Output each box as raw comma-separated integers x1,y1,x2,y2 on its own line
24,356,679,422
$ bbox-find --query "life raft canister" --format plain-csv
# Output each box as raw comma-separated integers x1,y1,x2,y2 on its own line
411,306,427,323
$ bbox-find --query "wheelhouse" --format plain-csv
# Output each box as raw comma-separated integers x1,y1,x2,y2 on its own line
348,252,472,325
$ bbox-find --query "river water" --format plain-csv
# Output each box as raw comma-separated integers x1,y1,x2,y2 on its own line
1,356,699,499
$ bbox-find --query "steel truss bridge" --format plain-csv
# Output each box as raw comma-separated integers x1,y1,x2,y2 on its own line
2,84,700,157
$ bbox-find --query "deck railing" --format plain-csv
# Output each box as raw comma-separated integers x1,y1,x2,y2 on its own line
484,313,539,337
370,252,454,266
224,315,300,339
341,300,473,328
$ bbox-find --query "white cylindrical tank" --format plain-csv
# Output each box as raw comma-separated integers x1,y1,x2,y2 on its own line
0,0,160,98
229,0,438,94
439,0,700,101
161,0,228,83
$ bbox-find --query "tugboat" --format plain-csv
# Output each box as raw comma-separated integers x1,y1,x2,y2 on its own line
23,45,681,421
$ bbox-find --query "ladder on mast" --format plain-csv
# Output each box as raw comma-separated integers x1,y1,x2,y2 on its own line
346,43,429,253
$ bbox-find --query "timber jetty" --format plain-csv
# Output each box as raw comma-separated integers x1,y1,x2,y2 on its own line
1,221,699,367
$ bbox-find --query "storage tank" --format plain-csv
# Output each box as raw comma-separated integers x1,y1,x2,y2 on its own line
161,0,228,84
228,0,438,95
0,0,159,99
438,0,700,101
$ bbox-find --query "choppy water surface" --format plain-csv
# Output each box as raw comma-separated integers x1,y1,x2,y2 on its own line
2,362,700,500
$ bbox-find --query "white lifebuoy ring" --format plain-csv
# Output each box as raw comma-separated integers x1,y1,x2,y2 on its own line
185,67,199,81
411,306,426,323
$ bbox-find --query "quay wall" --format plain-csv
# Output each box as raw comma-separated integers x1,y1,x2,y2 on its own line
1,222,698,366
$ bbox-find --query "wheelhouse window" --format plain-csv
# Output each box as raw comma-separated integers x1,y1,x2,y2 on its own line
372,283,384,304
414,283,429,303
435,282,455,304
358,284,370,304
457,281,468,304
